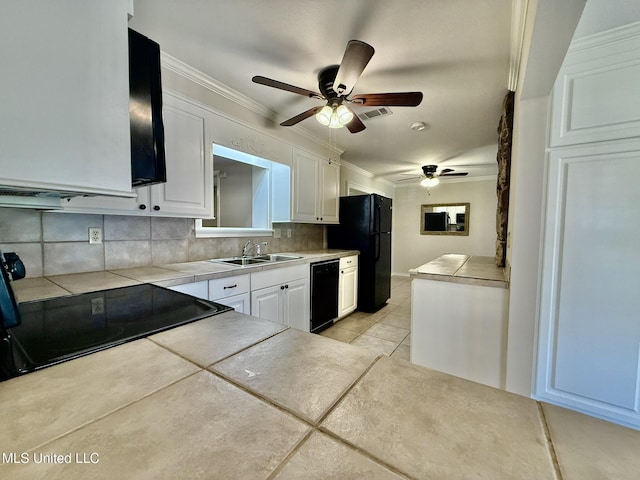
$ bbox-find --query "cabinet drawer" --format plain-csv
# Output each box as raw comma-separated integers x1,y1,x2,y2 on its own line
251,264,308,291
169,281,209,300
339,255,358,269
209,274,250,300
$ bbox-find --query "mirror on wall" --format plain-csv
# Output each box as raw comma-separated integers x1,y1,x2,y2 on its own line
420,203,470,236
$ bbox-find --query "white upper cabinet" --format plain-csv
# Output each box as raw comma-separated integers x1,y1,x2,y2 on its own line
549,23,640,147
148,96,213,217
0,0,132,196
291,148,339,223
64,92,214,218
537,23,640,430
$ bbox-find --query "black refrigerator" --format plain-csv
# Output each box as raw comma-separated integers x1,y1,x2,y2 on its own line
327,194,392,312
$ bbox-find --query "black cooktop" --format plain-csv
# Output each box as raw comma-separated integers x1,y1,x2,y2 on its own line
0,284,232,381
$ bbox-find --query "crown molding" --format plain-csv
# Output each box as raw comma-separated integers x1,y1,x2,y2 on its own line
568,20,640,55
508,0,529,91
340,160,396,189
160,52,344,155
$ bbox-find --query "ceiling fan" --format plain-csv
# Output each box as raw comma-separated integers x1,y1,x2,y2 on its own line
252,40,423,133
400,165,469,187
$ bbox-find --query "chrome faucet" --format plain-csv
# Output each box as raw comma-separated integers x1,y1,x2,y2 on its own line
241,240,268,257
241,240,253,257
255,242,268,255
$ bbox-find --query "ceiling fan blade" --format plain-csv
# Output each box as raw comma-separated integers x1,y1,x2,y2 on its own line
439,172,469,177
345,110,366,133
333,40,375,95
350,92,423,107
439,168,455,174
280,106,324,126
252,76,323,100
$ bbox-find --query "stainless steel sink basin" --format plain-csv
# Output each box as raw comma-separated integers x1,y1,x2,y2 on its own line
253,254,302,262
208,254,302,266
216,257,268,266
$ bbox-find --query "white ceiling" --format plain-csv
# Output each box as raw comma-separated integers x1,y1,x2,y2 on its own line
129,0,513,184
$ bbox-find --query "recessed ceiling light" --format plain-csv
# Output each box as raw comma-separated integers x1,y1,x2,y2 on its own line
410,121,428,131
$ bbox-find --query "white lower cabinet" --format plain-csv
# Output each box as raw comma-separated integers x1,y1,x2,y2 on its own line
219,293,250,314
168,281,208,300
209,274,250,313
169,263,312,330
338,255,358,318
250,265,309,331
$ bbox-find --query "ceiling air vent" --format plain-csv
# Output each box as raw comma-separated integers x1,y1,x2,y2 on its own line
357,107,393,122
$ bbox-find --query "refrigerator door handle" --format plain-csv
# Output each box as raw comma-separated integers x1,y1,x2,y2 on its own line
373,233,381,261
373,201,381,235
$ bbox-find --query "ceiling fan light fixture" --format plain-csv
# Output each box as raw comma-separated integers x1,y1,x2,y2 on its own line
420,176,440,188
336,104,353,125
315,105,333,126
317,104,353,128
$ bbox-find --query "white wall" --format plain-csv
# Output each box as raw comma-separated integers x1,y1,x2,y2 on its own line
392,179,497,275
339,161,395,198
218,160,253,227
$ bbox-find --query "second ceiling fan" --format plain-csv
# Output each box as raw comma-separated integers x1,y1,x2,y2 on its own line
252,40,423,133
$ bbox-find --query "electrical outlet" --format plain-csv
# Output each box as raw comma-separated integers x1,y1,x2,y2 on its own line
287,228,292,238
89,227,102,244
274,228,281,239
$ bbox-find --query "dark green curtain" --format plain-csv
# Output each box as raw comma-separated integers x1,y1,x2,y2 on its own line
496,91,514,267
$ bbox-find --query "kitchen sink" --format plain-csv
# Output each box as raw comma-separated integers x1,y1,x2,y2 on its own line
210,257,268,266
253,254,302,262
208,254,302,266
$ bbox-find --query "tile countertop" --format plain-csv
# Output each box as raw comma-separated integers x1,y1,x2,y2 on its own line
11,249,358,301
409,253,508,288
2,311,640,479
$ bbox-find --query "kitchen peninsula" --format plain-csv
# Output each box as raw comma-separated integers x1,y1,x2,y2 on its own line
410,254,509,389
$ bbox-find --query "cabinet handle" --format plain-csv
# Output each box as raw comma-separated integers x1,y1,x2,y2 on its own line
280,285,285,290
153,205,160,211
223,284,237,290
285,284,289,289
139,204,147,210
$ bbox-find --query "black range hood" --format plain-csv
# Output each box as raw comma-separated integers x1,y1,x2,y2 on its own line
129,28,166,187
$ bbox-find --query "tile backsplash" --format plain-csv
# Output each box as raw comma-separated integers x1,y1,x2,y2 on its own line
0,208,325,277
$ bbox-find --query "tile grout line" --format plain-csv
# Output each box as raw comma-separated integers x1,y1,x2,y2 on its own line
264,429,315,480
15,367,204,457
537,402,564,480
316,426,416,480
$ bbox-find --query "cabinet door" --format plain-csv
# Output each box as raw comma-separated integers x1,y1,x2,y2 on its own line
291,149,319,222
339,267,358,317
215,293,250,314
536,141,640,429
318,160,340,223
251,285,283,325
149,95,213,217
0,0,132,196
284,278,309,332
62,93,214,218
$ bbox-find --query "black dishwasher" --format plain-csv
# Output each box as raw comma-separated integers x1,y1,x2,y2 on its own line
310,260,339,333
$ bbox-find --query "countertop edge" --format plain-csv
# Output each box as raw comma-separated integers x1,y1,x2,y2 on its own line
12,250,359,301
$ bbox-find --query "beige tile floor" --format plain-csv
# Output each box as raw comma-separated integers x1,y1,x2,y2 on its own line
320,276,412,361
